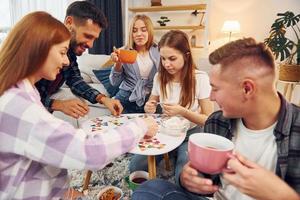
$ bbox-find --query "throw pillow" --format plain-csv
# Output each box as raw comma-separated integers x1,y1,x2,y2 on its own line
93,66,120,97
102,58,115,68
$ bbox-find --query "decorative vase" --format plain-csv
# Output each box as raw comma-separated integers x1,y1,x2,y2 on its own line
279,64,300,82
151,0,162,6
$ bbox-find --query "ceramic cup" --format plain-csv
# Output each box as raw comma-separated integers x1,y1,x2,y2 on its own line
188,133,234,174
118,49,137,64
125,171,149,191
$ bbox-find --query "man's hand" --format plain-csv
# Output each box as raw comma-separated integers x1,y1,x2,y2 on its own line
100,96,123,116
223,153,300,200
52,99,89,119
180,162,219,194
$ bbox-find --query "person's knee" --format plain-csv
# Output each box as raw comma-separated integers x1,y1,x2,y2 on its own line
133,179,191,200
129,161,145,173
129,155,148,173
132,179,173,199
139,179,166,191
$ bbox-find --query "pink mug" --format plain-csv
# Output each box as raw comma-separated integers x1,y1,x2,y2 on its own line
188,133,234,174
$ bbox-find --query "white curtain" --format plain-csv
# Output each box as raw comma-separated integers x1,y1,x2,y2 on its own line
9,0,69,25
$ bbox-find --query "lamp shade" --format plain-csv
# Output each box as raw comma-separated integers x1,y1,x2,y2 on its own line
221,20,240,33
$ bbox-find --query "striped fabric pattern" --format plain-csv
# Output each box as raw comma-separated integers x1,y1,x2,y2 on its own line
35,50,101,112
0,79,147,199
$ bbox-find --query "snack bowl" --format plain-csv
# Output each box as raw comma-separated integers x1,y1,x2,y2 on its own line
97,186,123,200
160,116,190,136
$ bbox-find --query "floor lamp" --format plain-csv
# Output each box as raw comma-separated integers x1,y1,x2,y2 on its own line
221,20,240,42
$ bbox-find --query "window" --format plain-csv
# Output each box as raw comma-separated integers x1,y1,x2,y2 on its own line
0,0,11,44
0,0,69,44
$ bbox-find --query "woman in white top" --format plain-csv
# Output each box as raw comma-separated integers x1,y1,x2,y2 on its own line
129,30,214,183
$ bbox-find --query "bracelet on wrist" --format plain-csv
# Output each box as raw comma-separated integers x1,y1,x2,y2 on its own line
97,94,107,104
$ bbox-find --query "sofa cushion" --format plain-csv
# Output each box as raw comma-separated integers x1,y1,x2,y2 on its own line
93,66,120,97
77,52,112,83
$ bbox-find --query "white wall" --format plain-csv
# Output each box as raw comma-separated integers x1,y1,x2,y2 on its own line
208,0,300,52
208,0,300,104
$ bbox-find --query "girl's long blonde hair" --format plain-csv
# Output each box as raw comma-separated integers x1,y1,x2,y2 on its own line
127,14,155,50
0,11,71,95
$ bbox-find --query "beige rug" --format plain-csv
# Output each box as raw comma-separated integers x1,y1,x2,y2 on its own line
69,153,175,199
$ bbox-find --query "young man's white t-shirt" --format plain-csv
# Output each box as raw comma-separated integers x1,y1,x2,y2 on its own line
219,119,278,200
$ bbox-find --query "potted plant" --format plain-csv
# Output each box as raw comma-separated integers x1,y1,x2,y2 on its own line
264,11,300,81
157,16,170,26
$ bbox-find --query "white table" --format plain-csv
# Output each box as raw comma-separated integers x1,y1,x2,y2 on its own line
81,114,186,180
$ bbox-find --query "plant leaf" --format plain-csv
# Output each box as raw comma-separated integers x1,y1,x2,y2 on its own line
275,11,300,28
266,35,293,61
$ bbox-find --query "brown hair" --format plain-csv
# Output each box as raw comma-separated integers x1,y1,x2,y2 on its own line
127,15,155,50
158,30,196,109
66,1,108,29
209,38,275,71
0,11,71,95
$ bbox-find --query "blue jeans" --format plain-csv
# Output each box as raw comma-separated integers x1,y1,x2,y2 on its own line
129,126,203,184
114,89,146,113
132,179,208,200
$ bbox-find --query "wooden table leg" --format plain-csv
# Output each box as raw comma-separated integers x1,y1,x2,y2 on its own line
284,83,297,102
64,188,84,200
147,156,156,179
288,83,296,102
286,83,293,102
163,153,171,171
82,170,92,191
283,83,289,98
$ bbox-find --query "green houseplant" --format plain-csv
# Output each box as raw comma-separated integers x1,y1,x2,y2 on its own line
265,11,300,81
157,16,170,26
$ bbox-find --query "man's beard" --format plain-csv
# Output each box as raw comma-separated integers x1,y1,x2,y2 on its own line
68,28,89,56
69,28,78,53
68,28,85,56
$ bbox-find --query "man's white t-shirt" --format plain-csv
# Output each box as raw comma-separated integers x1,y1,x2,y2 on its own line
220,119,278,200
151,70,211,112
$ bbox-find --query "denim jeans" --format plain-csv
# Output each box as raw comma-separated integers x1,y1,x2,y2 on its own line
114,89,146,113
129,126,203,185
132,179,208,200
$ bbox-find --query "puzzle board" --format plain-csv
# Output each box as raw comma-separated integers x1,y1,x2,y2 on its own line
81,114,186,156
